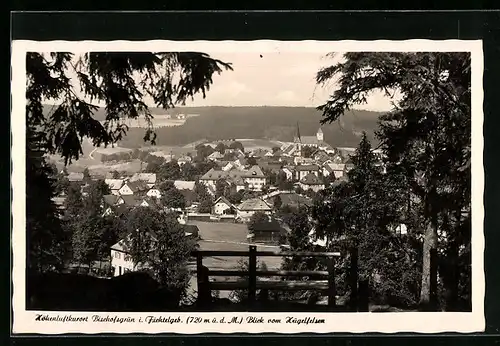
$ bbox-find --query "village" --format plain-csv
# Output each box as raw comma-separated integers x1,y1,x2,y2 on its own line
50,126,384,285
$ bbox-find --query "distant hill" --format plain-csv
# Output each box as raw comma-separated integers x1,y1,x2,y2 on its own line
43,105,385,149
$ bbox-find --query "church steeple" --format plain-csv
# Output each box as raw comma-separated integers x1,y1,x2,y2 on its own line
295,122,302,143
316,127,324,142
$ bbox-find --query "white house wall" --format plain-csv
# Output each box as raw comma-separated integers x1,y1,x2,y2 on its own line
214,202,231,215
110,249,135,276
119,185,134,195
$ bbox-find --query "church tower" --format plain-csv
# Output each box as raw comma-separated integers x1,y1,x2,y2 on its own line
294,122,302,157
316,127,324,142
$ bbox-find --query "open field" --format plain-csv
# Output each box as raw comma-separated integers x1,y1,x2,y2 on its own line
193,221,282,271
236,139,283,150
47,139,144,175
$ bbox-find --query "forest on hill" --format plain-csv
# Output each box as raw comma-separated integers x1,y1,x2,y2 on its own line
43,105,384,148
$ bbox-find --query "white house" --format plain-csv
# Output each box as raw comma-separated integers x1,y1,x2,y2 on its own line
118,182,134,196
281,166,295,181
119,181,149,196
110,239,135,276
146,187,162,199
105,179,125,195
236,198,273,222
213,196,234,215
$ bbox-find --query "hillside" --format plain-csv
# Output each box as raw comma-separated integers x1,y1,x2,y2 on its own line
43,105,384,148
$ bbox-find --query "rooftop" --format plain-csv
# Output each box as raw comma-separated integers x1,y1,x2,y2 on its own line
301,173,323,185
238,198,272,211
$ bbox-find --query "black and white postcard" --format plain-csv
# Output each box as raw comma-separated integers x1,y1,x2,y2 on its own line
11,39,485,334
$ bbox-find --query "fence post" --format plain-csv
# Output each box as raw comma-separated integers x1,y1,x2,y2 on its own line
248,245,257,305
349,247,359,312
196,252,211,308
327,255,336,309
358,279,369,312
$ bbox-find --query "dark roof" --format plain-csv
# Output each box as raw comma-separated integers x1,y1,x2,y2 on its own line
251,220,284,233
113,204,130,216
301,173,323,185
200,165,265,181
121,195,141,206
180,189,197,204
278,192,312,207
238,198,272,211
127,180,149,193
103,194,120,206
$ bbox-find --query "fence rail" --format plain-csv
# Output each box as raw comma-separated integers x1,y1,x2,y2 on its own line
193,245,341,309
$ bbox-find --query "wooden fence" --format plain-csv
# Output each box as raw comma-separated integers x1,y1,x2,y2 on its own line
194,245,342,308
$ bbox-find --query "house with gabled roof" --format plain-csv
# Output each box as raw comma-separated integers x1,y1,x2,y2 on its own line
199,165,266,192
298,173,325,193
146,187,162,199
247,219,287,245
103,194,124,207
281,166,295,181
105,179,125,195
213,196,235,215
119,180,149,196
236,198,273,221
120,195,141,207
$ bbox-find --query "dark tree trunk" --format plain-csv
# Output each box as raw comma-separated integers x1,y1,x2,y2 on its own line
419,220,438,310
348,247,359,311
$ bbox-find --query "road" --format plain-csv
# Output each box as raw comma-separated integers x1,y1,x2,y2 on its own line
88,147,98,160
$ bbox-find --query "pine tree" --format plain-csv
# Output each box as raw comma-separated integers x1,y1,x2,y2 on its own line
316,52,471,310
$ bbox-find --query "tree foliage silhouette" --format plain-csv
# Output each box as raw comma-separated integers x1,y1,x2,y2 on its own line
316,52,471,310
26,51,231,273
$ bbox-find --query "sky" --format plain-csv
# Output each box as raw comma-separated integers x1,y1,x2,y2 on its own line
53,50,398,111
181,51,397,111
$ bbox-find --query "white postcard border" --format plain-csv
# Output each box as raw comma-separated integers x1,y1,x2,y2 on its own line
11,39,485,334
